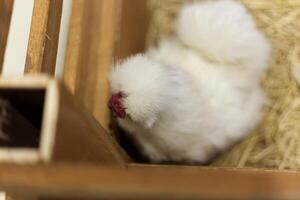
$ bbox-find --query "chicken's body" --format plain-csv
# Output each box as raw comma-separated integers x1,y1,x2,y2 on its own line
108,0,271,163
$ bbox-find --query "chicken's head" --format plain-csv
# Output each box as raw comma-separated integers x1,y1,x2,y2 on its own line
108,54,169,129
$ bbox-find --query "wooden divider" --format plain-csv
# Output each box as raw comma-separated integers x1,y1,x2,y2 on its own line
63,0,121,131
0,164,299,199
24,0,63,75
0,0,14,73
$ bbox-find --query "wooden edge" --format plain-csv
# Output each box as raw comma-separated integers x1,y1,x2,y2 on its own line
0,75,50,88
40,79,59,162
0,0,14,73
0,164,298,199
0,149,39,164
63,0,122,131
24,0,63,75
115,0,149,59
62,0,84,94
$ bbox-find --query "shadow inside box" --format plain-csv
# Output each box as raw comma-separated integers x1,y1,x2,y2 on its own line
0,89,45,149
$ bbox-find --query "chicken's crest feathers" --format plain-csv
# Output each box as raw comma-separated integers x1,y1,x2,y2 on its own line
108,54,169,129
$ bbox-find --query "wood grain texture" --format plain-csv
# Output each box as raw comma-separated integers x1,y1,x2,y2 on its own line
62,0,84,94
115,0,149,59
0,164,299,199
0,0,14,73
63,0,121,131
24,0,63,75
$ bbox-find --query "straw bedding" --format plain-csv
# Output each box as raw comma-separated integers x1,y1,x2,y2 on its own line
146,0,300,170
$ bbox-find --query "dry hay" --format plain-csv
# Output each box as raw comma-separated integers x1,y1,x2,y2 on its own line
146,0,300,170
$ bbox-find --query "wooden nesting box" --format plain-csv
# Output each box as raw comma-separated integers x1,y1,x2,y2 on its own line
0,75,127,164
0,0,300,200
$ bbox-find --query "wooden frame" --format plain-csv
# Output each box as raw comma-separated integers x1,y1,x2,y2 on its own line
0,0,14,73
63,0,121,131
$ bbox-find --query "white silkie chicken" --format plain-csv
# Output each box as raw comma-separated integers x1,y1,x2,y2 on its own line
108,0,271,164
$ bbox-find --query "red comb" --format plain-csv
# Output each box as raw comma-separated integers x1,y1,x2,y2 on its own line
108,92,126,118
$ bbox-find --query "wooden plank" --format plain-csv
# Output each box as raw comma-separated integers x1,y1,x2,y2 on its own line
63,0,149,132
0,164,299,199
62,0,84,94
0,77,47,163
24,0,63,75
115,0,149,59
63,0,121,131
0,0,14,73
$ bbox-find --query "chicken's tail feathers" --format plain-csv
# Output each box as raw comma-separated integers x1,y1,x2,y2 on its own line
175,0,271,70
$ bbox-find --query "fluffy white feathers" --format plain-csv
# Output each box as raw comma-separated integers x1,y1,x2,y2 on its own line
108,0,271,163
176,0,271,72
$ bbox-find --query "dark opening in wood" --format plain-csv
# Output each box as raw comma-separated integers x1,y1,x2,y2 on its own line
0,89,45,148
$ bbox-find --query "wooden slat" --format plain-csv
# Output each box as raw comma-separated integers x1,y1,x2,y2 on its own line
92,0,122,132
62,0,84,94
0,0,14,73
0,164,299,199
24,0,63,75
115,0,149,59
63,0,121,131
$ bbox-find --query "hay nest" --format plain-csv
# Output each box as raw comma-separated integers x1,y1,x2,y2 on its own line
146,0,300,170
